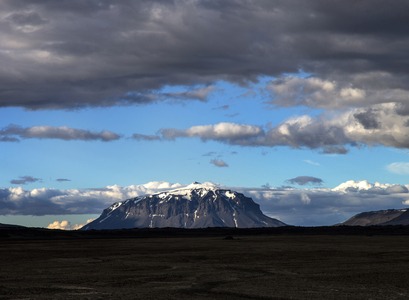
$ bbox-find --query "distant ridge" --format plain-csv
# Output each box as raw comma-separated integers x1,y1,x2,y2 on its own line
341,209,409,226
0,223,24,228
82,182,286,230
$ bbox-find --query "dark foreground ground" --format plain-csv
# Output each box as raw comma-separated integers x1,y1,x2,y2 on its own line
2,227,409,299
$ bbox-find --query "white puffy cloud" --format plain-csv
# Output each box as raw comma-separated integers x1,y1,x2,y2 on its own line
269,77,365,108
161,122,262,143
0,181,183,215
332,180,386,192
47,220,71,230
47,218,94,230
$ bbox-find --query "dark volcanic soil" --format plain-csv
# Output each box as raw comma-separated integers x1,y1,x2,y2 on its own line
1,232,409,299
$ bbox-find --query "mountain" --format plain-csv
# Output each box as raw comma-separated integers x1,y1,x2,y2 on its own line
341,209,409,226
82,182,286,230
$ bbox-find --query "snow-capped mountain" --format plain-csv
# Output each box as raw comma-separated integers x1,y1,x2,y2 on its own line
341,208,409,226
82,182,286,230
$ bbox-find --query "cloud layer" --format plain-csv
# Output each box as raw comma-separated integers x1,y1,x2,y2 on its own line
10,176,41,185
2,1,409,156
142,102,409,153
0,181,182,216
0,125,121,142
2,180,409,226
1,1,409,109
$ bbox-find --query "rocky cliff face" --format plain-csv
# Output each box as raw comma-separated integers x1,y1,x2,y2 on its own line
82,182,286,230
341,209,409,226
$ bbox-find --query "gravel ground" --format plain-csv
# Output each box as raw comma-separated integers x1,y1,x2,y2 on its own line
1,235,409,299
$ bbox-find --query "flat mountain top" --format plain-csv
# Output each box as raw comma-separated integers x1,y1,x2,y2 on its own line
82,183,286,230
342,209,409,226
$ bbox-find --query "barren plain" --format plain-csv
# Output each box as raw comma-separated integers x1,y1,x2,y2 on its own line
2,228,409,299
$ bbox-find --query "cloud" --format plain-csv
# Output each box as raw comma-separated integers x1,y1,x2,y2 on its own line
125,86,215,106
286,176,323,186
151,102,409,153
161,86,215,102
304,160,320,166
210,159,228,168
353,109,380,129
160,122,264,144
268,77,365,109
268,73,409,111
131,133,161,141
0,181,182,216
300,193,311,205
5,11,48,32
1,1,409,109
386,162,409,175
47,220,71,230
56,178,71,182
10,176,41,185
0,125,121,142
47,218,94,230
156,117,350,152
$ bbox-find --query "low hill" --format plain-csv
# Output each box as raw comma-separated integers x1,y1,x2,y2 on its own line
341,209,409,226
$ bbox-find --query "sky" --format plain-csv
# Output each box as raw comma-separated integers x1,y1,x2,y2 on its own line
2,0,409,228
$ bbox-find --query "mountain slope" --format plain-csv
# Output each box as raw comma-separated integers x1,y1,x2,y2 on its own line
82,182,286,230
0,223,24,228
341,209,409,226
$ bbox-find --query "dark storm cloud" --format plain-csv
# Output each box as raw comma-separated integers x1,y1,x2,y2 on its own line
286,176,323,186
6,11,48,27
2,0,409,109
0,124,121,142
10,176,41,185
